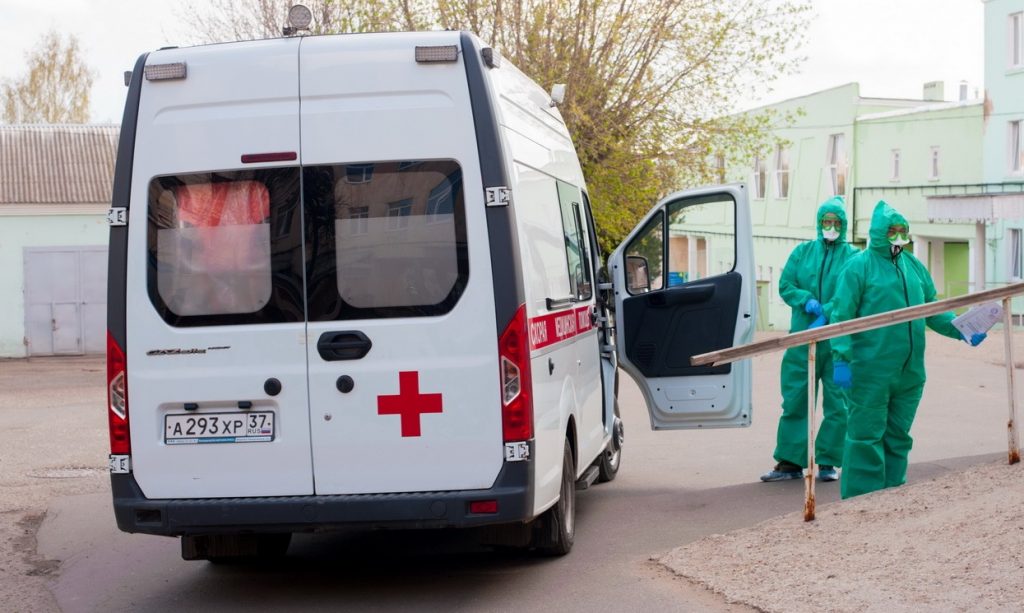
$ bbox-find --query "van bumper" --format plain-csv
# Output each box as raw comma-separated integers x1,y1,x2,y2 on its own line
111,459,533,536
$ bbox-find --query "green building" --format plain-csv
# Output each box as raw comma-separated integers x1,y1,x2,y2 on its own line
924,0,1024,310
856,93,984,302
731,0,1024,331
728,83,981,331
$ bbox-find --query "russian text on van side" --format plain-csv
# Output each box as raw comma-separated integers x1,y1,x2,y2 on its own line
528,305,594,350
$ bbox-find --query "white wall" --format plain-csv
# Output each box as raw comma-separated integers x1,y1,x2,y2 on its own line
0,213,108,357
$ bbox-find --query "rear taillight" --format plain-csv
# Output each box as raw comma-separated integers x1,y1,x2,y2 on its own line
107,331,130,454
498,305,533,442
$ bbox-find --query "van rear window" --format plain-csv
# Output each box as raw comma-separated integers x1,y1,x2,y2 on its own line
304,160,468,320
147,169,304,326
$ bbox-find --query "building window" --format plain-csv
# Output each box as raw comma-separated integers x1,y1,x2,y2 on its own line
1011,229,1023,280
752,155,766,199
348,206,369,235
1011,12,1023,68
891,149,901,181
827,134,847,196
715,153,726,183
345,163,375,184
774,145,790,198
1011,120,1023,175
386,199,412,230
929,146,941,180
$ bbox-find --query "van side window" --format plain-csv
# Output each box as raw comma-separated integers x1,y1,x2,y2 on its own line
556,182,593,301
304,160,468,320
667,194,736,285
146,169,304,326
624,212,665,294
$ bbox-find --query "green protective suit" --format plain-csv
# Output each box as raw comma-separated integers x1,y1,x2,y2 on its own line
830,201,962,499
774,197,859,469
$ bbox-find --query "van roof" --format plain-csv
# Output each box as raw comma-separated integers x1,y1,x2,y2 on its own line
149,29,468,55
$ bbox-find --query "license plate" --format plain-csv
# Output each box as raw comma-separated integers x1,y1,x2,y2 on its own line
164,411,275,445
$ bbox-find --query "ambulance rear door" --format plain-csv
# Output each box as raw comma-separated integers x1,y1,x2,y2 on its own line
608,184,755,430
125,38,313,498
298,32,503,495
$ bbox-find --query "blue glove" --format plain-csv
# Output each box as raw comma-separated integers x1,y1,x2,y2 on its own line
833,361,852,389
804,299,823,316
963,332,987,347
808,314,827,329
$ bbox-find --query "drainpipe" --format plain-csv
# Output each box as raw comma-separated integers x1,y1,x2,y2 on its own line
975,221,987,292
851,119,859,243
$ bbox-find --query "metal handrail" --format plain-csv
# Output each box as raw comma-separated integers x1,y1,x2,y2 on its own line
691,281,1024,521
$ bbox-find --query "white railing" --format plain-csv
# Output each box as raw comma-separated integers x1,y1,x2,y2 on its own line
691,281,1024,521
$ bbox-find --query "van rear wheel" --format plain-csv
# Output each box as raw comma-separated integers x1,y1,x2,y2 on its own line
531,438,575,556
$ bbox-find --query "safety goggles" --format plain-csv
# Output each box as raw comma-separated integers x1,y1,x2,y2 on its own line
887,226,909,242
820,219,840,229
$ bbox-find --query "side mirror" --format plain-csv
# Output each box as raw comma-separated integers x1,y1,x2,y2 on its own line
626,255,651,293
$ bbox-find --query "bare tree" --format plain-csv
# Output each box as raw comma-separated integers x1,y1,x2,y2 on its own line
2,30,95,124
182,0,432,43
184,0,809,251
434,0,809,248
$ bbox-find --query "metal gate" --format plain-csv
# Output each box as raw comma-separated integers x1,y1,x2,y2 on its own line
23,246,107,356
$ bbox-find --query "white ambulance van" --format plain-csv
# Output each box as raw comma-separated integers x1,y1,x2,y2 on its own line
106,29,755,560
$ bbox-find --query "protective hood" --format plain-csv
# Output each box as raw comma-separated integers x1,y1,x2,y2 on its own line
868,200,909,256
816,196,848,243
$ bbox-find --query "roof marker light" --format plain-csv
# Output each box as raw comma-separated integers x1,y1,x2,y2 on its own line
481,47,501,69
144,62,187,81
549,84,566,107
416,45,459,63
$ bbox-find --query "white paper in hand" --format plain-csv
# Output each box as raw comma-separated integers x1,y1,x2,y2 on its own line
952,302,1003,337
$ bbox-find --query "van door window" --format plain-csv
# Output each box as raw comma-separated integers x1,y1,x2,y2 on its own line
304,160,468,320
146,169,304,327
667,195,736,285
556,182,593,301
623,212,665,294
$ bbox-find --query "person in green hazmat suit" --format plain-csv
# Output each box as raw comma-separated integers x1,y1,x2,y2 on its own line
830,200,987,499
760,197,859,483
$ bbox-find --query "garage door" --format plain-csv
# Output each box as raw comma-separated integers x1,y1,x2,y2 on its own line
24,246,107,356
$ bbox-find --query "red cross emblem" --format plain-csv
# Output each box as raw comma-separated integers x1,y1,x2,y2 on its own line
377,371,443,437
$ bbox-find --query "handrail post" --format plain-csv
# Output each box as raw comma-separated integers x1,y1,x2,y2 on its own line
1003,297,1021,465
804,341,816,522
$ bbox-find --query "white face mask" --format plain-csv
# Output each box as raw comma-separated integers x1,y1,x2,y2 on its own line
822,229,840,241
889,237,909,247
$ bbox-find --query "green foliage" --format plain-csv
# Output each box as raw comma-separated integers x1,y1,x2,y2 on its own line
188,0,810,253
2,30,94,124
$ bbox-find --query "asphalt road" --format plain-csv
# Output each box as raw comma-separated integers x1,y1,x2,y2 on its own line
16,329,1015,612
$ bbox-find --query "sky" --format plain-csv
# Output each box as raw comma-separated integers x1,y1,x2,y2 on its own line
0,0,986,124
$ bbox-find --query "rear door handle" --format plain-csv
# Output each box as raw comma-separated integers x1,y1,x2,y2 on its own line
317,331,372,361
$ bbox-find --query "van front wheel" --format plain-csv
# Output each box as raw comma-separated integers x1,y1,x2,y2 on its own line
597,412,624,483
531,438,575,556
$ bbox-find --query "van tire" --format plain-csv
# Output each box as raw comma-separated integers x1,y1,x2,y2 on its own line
597,410,624,483
531,438,575,556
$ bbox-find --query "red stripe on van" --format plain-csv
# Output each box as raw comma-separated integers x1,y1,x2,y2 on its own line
528,305,594,350
240,151,297,163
